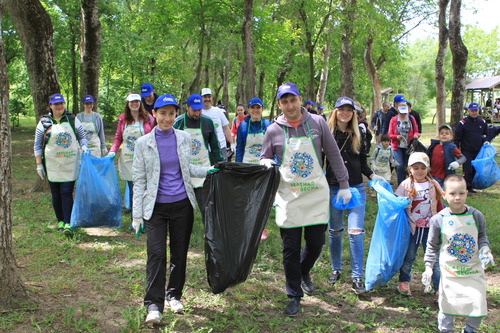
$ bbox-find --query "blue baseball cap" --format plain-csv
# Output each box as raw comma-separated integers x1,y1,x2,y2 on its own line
141,83,154,97
334,97,355,108
468,102,479,110
82,95,94,103
393,94,407,104
49,93,65,104
304,100,315,107
154,94,179,110
247,97,264,108
318,106,323,110
277,82,300,99
183,94,203,110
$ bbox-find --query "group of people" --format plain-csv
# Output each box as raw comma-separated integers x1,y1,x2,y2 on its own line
33,83,495,332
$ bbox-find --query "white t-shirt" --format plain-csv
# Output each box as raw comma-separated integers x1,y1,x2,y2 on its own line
410,181,432,228
202,106,229,148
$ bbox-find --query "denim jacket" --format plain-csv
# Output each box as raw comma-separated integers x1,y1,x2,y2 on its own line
132,128,208,220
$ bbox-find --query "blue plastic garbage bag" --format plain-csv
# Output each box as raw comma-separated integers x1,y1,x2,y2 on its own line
365,180,410,291
124,183,131,210
71,154,121,228
332,187,363,210
203,162,280,294
471,144,500,189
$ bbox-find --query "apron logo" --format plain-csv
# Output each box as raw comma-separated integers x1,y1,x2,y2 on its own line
55,132,72,148
289,152,314,178
465,219,473,226
84,129,94,141
447,232,476,263
448,220,454,226
248,143,262,157
126,136,137,152
191,139,202,155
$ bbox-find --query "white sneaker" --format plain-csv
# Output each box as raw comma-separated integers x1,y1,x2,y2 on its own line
167,298,184,313
145,310,161,324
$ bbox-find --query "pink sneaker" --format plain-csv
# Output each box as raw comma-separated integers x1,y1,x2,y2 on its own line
260,229,268,240
398,282,412,296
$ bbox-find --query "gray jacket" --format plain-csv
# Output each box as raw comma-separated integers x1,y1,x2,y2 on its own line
132,128,208,220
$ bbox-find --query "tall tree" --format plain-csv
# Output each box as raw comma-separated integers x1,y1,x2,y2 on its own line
5,0,60,119
0,0,30,310
448,0,467,127
339,0,356,98
316,16,334,108
364,36,384,117
242,0,256,102
435,0,449,130
80,0,101,109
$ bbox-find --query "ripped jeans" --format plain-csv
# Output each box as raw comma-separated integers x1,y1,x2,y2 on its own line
328,183,366,279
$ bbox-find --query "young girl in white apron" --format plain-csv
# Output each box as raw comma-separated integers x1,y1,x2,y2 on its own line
76,95,107,157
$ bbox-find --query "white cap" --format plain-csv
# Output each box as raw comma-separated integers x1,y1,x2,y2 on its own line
126,93,141,102
408,152,429,167
201,88,212,96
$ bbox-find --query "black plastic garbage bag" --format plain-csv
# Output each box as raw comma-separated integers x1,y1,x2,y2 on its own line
406,138,427,156
202,162,280,294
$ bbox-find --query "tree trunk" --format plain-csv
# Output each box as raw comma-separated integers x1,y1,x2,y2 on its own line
70,29,78,114
80,0,101,110
448,0,467,127
203,45,210,89
435,0,449,132
316,17,333,108
339,0,356,98
222,52,230,112
188,0,205,95
0,0,31,310
258,70,265,100
5,0,60,119
364,36,382,118
242,0,256,100
236,60,245,105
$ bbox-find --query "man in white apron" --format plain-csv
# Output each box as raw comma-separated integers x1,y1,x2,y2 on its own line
260,82,352,317
173,94,224,221
423,175,493,333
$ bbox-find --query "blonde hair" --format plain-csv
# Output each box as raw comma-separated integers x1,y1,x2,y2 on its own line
327,108,361,154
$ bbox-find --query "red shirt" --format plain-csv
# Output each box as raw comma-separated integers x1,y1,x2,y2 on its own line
430,144,462,179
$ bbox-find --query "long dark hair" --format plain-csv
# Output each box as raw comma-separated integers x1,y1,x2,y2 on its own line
124,92,149,125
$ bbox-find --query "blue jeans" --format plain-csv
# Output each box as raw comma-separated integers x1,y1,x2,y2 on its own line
392,148,408,185
399,227,440,291
48,181,75,224
329,184,366,279
433,177,444,189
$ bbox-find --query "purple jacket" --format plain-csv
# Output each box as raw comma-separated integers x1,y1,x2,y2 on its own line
261,108,349,189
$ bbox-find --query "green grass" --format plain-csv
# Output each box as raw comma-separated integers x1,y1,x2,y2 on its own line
2,116,499,332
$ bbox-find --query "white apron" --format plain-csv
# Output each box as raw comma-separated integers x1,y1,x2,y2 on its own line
373,147,392,181
81,113,102,157
242,120,265,164
275,122,330,228
118,123,142,181
439,213,487,317
183,118,210,188
44,119,80,182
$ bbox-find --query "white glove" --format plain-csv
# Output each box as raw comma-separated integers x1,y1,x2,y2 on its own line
479,246,495,269
370,174,387,182
448,161,459,170
421,266,433,293
483,141,490,146
107,152,116,158
101,147,109,156
230,143,236,153
82,146,90,155
260,158,274,169
336,188,352,205
132,218,143,234
36,164,45,180
373,126,378,132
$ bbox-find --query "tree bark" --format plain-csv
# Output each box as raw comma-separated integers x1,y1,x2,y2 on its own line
242,0,256,100
188,0,205,95
364,36,382,119
339,0,356,98
222,52,230,111
5,0,60,119
435,0,449,132
0,0,31,310
316,17,333,109
80,0,101,110
448,0,467,127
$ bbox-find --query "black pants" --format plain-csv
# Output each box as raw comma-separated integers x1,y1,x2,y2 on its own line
462,150,479,190
280,224,327,298
144,198,194,312
194,187,205,223
48,181,75,224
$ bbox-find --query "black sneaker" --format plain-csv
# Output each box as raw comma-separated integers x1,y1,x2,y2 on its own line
352,278,365,294
284,297,300,317
301,275,314,295
327,270,341,284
